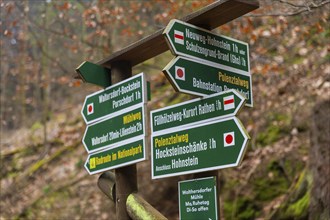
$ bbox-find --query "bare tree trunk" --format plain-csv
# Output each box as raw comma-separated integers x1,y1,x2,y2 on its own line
309,99,330,220
41,1,50,154
18,0,29,128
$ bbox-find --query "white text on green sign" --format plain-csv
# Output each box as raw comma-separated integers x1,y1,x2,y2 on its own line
179,177,218,220
163,19,250,73
151,117,249,179
151,89,245,133
163,56,253,106
85,138,145,175
83,105,145,153
81,72,147,124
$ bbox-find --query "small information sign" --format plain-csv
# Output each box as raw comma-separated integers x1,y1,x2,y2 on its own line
179,177,218,220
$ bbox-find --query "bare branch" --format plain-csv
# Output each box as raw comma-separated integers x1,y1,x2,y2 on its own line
248,0,330,17
27,25,72,75
276,0,307,8
14,1,106,51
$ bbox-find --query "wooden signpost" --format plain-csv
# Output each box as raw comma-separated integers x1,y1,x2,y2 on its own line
76,1,259,219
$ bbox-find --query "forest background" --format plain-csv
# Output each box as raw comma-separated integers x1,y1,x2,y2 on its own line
0,0,329,219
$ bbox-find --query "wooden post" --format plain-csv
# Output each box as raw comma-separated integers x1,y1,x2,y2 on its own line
126,193,168,220
98,172,116,201
77,2,260,219
111,61,137,220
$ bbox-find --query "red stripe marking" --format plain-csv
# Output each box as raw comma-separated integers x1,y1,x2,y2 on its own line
224,99,234,105
174,34,184,40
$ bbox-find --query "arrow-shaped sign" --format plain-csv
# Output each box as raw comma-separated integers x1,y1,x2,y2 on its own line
81,73,147,124
151,116,249,179
76,61,111,88
163,56,253,107
85,138,145,175
83,106,145,153
163,19,250,73
151,89,245,133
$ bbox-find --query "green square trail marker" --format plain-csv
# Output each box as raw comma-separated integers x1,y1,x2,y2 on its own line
163,56,253,107
163,19,250,73
179,176,218,220
151,117,249,179
85,138,145,175
81,72,147,124
151,89,246,133
83,105,145,153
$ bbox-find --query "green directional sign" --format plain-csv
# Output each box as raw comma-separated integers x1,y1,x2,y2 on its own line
179,177,218,220
81,73,147,124
163,19,250,73
151,89,245,133
85,138,145,175
151,117,249,179
163,56,253,107
76,61,111,88
83,106,145,153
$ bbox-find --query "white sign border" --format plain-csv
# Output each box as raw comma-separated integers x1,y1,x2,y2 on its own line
150,89,246,134
163,56,253,107
81,72,147,125
151,116,250,179
85,136,146,175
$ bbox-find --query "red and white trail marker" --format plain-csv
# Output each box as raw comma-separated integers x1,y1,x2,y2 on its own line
175,66,185,80
223,95,235,110
174,30,184,45
87,103,94,115
224,131,235,147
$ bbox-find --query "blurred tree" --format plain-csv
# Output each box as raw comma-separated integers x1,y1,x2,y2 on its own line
2,0,326,129
0,0,214,131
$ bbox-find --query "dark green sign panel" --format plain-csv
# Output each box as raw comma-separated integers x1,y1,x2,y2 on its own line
163,19,250,73
179,177,218,220
76,61,111,88
163,56,253,107
85,138,145,175
83,106,145,153
151,117,249,179
151,89,245,133
81,73,146,124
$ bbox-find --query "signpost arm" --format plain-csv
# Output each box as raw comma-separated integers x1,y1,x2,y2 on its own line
111,61,137,220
